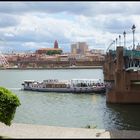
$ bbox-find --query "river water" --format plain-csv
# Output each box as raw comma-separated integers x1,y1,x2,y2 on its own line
0,69,140,130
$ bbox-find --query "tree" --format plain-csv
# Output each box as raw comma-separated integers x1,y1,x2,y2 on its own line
0,87,21,126
46,50,62,55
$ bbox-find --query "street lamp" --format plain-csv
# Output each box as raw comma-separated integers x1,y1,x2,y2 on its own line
132,24,136,50
116,38,118,48
123,31,126,48
119,35,121,46
113,40,115,50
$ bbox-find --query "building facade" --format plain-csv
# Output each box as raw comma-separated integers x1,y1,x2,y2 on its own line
71,42,88,55
36,40,62,55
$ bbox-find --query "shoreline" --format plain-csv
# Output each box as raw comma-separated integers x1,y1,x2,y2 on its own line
0,122,140,138
0,66,103,70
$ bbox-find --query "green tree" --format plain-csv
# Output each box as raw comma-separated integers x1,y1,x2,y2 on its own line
0,87,21,126
46,50,62,55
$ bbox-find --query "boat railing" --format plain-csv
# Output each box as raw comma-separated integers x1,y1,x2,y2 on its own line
43,79,59,83
23,79,105,89
24,80,36,83
70,79,103,86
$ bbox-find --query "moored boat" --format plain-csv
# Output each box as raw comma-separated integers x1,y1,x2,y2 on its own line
21,79,106,94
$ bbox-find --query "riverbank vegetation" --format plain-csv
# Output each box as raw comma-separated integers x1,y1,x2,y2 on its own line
0,87,21,126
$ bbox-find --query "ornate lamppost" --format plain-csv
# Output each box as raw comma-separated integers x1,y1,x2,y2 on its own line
119,35,121,46
116,38,118,48
132,24,136,50
123,31,126,48
113,40,115,50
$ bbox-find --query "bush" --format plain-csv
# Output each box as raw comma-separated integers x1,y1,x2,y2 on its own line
0,87,21,126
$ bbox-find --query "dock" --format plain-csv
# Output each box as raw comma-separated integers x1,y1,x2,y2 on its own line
0,123,140,138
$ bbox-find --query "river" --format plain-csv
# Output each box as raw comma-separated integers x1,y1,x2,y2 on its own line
0,69,140,130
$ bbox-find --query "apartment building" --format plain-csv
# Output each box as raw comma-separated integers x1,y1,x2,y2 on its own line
71,42,88,55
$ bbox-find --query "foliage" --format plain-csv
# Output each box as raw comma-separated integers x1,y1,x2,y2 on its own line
0,87,21,126
46,50,62,55
0,135,11,139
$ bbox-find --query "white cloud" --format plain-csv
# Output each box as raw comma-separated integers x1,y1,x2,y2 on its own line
0,2,140,52
4,33,15,37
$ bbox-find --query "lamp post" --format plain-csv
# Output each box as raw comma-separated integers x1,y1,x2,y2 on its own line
123,31,126,48
116,38,118,48
113,40,115,50
132,24,136,50
119,35,121,46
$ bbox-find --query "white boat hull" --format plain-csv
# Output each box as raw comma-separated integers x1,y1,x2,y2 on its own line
23,86,106,94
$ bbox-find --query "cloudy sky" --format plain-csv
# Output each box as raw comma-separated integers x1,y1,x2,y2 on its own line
0,1,140,53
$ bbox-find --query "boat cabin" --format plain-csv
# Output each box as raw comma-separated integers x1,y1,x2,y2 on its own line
70,79,102,87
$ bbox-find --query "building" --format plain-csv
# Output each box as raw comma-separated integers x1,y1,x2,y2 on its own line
71,42,88,55
90,49,105,54
36,48,62,55
71,43,77,55
136,43,140,51
54,40,58,49
36,40,62,55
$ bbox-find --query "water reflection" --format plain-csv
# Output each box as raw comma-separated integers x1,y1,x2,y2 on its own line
104,103,140,130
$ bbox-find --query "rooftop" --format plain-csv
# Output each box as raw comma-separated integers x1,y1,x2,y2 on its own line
37,48,62,51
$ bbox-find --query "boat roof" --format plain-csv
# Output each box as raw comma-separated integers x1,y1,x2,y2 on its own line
23,79,102,83
71,79,101,82
24,80,36,83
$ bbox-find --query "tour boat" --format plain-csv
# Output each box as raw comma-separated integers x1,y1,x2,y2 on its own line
21,79,106,94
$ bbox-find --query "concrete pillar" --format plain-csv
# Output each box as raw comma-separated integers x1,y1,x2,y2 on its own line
116,47,124,71
115,47,125,92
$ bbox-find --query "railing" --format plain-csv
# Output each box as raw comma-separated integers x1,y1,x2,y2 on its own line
123,49,140,70
123,50,140,58
105,47,140,71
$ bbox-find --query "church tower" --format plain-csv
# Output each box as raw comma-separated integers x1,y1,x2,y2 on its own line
54,40,58,49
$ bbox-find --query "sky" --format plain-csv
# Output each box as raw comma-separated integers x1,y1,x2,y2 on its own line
0,1,140,53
